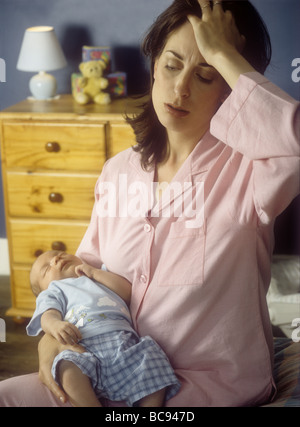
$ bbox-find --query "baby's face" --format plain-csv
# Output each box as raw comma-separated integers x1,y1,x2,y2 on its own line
31,251,82,293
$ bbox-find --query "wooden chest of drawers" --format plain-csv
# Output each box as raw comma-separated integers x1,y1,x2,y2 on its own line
0,95,139,319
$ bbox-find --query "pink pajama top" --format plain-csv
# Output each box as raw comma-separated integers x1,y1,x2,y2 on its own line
76,72,300,407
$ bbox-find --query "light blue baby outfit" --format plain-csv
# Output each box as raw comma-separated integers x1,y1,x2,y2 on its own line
27,275,180,406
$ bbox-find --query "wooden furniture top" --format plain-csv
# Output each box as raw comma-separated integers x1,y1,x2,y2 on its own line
0,94,144,121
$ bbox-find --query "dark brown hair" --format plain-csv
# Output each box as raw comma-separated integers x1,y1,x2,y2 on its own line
127,0,272,170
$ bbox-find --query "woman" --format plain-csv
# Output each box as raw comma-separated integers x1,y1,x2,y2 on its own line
0,0,299,407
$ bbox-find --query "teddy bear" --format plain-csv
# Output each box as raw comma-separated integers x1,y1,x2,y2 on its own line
74,59,111,105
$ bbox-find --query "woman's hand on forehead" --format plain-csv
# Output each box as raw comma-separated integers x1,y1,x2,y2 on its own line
188,0,246,67
188,0,254,88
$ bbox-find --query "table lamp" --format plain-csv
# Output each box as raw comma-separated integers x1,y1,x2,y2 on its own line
17,26,67,100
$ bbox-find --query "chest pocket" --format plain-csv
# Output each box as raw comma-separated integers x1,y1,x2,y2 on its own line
156,219,206,286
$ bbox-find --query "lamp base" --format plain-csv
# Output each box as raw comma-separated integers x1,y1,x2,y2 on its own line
27,95,60,101
29,71,57,100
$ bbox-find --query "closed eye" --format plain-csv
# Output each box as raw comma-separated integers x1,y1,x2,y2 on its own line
165,64,179,71
196,73,213,84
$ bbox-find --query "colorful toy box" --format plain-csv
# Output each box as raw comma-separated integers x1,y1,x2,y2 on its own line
82,46,111,72
106,72,127,98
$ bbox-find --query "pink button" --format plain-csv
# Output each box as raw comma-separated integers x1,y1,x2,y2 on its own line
144,223,151,233
140,275,147,283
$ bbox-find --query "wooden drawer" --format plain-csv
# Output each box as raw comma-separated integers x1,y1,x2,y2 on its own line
6,171,97,219
108,123,135,158
10,219,88,264
10,267,35,312
3,122,106,172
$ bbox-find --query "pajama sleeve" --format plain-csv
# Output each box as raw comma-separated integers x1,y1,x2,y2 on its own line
211,72,300,224
26,284,66,336
76,177,103,267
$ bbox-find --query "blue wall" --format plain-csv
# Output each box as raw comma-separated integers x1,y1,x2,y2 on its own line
0,0,299,252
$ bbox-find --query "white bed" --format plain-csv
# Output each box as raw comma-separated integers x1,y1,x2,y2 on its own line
262,255,300,407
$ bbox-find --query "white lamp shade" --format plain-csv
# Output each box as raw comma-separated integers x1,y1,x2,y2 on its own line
17,26,67,72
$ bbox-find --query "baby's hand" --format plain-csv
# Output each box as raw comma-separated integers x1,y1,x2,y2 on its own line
75,263,95,279
51,320,82,345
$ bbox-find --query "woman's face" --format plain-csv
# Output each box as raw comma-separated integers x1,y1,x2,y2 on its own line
152,21,229,143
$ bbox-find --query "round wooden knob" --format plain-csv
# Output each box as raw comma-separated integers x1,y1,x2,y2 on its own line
51,241,66,252
48,192,64,203
45,142,60,153
34,249,44,258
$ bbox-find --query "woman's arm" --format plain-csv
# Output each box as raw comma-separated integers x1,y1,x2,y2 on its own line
75,179,103,268
188,0,255,89
38,333,85,404
189,1,299,223
211,72,300,224
76,264,131,306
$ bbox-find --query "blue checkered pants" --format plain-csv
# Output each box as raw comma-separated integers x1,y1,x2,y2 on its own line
52,330,180,406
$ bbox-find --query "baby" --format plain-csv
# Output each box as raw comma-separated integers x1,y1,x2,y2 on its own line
27,250,180,407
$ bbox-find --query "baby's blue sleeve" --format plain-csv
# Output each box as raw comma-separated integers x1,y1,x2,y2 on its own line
26,283,65,336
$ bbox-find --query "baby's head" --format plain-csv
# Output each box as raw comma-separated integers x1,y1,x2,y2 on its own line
30,250,82,296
